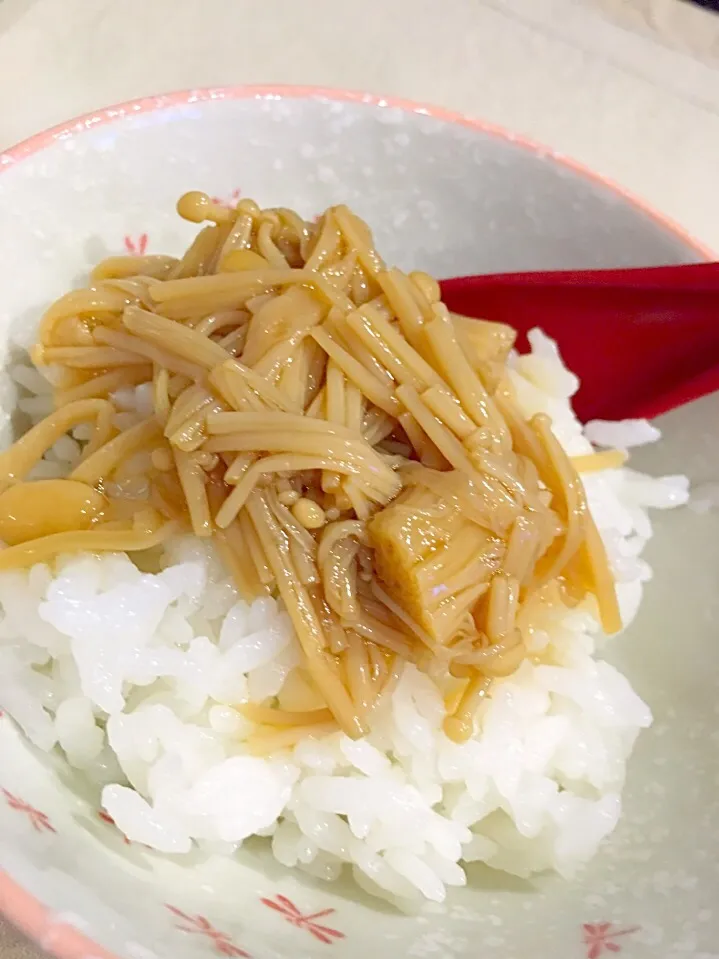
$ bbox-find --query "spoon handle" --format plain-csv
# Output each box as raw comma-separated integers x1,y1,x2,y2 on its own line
440,262,719,292
439,263,719,421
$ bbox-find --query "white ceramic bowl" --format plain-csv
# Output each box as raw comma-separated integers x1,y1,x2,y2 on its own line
0,87,717,959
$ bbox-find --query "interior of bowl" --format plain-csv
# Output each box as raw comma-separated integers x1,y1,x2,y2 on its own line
0,90,716,959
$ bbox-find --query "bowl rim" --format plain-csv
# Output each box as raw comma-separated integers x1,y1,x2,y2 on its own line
0,83,714,260
0,82,712,959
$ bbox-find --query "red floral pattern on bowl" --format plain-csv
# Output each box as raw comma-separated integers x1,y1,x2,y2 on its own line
261,894,345,945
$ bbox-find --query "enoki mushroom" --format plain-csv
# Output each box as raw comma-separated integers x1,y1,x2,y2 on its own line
0,194,621,744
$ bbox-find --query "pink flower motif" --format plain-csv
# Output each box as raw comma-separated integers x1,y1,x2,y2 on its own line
124,233,148,255
166,905,251,957
582,922,640,959
98,809,131,845
210,188,242,208
1,789,56,833
261,894,345,945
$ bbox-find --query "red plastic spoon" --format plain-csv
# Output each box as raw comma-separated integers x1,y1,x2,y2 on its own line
439,262,719,422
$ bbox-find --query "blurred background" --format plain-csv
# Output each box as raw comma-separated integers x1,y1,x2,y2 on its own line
0,0,717,253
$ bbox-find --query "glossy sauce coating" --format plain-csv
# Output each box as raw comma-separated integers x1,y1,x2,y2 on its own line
0,479,107,546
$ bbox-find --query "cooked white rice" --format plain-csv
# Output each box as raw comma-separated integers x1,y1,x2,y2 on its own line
0,329,689,905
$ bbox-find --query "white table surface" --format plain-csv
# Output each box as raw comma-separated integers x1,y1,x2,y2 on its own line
0,0,717,955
